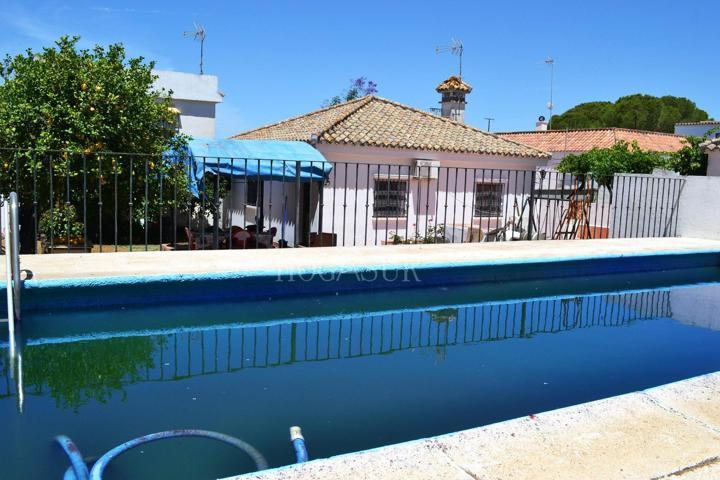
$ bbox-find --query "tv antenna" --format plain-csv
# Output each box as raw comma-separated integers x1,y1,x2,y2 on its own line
544,57,554,127
436,38,464,78
484,117,495,132
184,23,206,74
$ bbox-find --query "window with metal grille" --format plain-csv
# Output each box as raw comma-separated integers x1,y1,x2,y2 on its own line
373,178,408,217
474,183,504,217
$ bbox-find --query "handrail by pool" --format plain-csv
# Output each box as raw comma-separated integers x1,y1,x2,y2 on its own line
3,191,21,325
2,192,23,414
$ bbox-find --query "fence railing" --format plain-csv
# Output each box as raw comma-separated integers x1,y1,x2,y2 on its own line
0,148,686,254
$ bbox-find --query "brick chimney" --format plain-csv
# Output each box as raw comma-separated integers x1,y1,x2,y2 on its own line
435,76,472,124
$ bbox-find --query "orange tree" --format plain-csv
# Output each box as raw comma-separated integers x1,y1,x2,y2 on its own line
0,36,191,247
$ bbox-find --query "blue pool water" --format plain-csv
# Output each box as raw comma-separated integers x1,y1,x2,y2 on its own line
2,267,720,479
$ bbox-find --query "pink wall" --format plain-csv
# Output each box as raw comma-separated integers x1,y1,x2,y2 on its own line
312,145,546,246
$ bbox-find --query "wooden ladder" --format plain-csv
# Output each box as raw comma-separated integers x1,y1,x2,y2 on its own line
553,185,593,240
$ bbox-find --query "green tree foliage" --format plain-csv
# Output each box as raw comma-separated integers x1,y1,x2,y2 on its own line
551,94,710,133
556,141,663,193
0,36,191,245
0,36,183,153
670,136,708,176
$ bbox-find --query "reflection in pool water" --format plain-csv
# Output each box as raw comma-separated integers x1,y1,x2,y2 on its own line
1,278,719,480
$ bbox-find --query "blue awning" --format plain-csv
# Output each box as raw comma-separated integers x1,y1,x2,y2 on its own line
167,138,332,197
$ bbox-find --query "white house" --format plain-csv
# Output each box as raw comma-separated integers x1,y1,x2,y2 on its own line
229,77,551,246
674,120,720,138
153,70,223,137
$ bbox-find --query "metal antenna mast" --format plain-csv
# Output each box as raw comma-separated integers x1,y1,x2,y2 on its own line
184,23,206,74
484,117,495,132
545,57,554,128
436,38,464,78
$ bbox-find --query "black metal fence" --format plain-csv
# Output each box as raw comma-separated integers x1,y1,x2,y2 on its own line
0,149,686,254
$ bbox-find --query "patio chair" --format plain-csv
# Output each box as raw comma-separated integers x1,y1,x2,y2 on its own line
185,227,201,250
230,226,252,249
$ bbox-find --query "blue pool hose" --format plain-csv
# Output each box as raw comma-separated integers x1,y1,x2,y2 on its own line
290,426,308,463
55,429,268,480
55,435,89,480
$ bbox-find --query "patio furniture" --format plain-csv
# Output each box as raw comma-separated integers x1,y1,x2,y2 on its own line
310,232,337,247
185,227,197,250
231,226,252,249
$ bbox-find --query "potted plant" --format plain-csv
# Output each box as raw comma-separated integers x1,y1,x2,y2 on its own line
39,203,92,253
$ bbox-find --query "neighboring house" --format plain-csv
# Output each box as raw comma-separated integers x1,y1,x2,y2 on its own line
498,128,687,170
702,137,720,176
675,120,720,138
497,127,687,239
230,84,550,246
153,70,224,137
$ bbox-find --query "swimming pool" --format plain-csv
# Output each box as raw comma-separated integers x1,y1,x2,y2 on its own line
3,259,720,479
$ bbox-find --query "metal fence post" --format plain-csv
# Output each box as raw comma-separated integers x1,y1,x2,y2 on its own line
527,169,536,241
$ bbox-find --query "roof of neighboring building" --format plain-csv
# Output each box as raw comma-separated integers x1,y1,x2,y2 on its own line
675,120,720,126
701,137,720,152
231,96,549,158
435,76,473,93
497,128,686,153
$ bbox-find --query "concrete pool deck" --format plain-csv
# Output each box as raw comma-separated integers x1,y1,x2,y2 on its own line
226,372,720,480
9,237,720,281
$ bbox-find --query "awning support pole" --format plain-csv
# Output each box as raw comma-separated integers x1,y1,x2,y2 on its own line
294,161,301,247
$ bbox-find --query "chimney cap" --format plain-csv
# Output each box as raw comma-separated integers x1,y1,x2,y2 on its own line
436,76,472,93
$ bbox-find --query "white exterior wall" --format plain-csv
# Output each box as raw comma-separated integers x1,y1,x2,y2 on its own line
707,150,720,176
153,70,223,138
676,175,720,240
173,99,218,138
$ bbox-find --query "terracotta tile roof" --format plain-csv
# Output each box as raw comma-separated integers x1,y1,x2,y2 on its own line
701,137,720,152
497,128,686,153
435,76,472,93
231,96,548,158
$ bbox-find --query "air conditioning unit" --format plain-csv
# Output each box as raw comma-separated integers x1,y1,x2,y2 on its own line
412,159,440,179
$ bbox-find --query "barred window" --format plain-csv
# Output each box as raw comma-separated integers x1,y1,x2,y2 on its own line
474,183,504,217
373,178,408,217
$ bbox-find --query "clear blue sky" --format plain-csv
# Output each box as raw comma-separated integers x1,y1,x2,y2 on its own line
0,0,716,138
